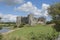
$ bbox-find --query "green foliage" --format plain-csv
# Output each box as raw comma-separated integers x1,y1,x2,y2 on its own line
54,24,60,32
0,17,2,22
3,25,58,40
48,3,60,17
0,33,3,40
29,32,39,40
29,31,58,40
48,3,60,23
53,20,60,25
48,3,60,32
0,27,2,30
0,17,2,19
46,21,53,24
14,25,17,28
12,36,21,40
19,24,24,28
24,24,32,27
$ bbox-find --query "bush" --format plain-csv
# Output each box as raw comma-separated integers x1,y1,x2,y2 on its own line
46,21,53,24
19,24,24,28
0,27,2,30
53,20,60,25
29,32,39,40
51,20,60,32
24,24,32,27
0,33,3,40
54,24,60,32
14,25,17,28
12,36,21,40
28,31,58,40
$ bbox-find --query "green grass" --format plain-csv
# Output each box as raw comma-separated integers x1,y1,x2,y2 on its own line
3,24,58,40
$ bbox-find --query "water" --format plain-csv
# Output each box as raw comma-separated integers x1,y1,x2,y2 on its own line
0,27,11,33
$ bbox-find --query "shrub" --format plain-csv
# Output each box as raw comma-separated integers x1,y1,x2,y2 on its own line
12,36,21,40
28,31,58,40
0,27,2,30
14,25,17,28
29,32,39,40
46,21,53,24
53,24,60,32
0,33,3,40
19,24,24,28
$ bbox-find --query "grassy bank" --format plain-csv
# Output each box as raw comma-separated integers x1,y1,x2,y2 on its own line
3,24,58,40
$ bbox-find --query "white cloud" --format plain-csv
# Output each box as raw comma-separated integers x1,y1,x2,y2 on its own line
0,13,17,22
15,2,42,16
15,2,50,16
42,3,50,17
0,13,3,17
42,3,50,10
0,0,24,5
44,10,49,16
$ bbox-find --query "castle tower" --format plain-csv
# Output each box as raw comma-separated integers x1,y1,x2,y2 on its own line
16,16,21,27
28,14,34,25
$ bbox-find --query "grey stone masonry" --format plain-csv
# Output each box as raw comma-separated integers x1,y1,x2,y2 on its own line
16,14,46,27
16,16,21,27
28,14,34,25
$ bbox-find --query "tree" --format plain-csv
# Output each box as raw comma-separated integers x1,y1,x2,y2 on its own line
0,17,2,30
0,17,2,22
0,33,3,40
48,3,60,32
48,3,60,24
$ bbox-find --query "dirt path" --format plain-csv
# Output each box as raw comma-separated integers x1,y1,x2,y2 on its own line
2,28,20,35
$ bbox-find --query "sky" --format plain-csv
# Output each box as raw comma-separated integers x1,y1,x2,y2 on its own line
0,0,60,22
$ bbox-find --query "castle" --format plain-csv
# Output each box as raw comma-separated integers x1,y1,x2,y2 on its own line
16,14,46,27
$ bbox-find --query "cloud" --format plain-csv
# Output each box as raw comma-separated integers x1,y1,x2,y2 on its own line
42,3,50,17
44,10,49,16
42,3,50,10
0,0,24,5
0,13,17,22
15,2,42,16
15,2,50,17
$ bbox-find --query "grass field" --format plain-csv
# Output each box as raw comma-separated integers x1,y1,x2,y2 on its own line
3,24,58,40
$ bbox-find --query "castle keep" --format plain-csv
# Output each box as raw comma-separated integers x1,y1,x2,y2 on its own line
16,14,46,27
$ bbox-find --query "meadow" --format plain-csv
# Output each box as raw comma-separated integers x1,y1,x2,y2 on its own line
2,24,58,40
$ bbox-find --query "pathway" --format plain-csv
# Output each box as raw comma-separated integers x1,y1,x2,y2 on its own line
2,28,20,35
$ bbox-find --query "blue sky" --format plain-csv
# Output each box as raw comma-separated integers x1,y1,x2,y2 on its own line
0,0,60,22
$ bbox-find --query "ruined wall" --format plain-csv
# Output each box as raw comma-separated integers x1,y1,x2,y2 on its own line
16,14,46,26
21,17,28,24
28,14,36,25
16,16,21,27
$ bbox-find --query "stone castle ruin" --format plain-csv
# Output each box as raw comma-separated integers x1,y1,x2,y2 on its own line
16,14,46,27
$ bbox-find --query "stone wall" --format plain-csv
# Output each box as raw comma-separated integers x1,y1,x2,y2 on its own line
16,16,21,27
28,14,34,25
16,14,46,27
21,17,28,24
